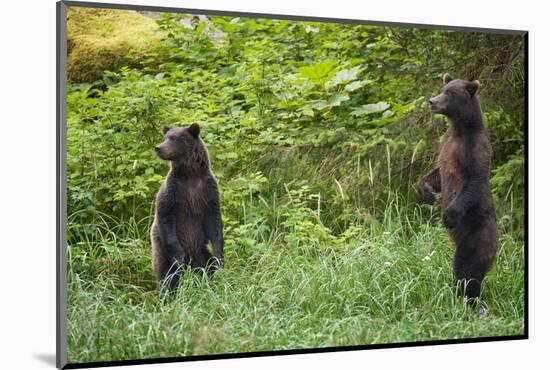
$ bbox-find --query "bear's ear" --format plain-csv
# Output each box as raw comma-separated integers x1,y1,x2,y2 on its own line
466,80,480,96
188,123,200,137
162,125,171,134
443,73,453,84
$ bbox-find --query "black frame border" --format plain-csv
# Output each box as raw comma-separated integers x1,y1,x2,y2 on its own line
56,1,529,369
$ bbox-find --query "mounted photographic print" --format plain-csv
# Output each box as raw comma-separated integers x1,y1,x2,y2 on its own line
56,1,527,368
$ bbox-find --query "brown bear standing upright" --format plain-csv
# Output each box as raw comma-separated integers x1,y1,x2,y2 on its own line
150,123,223,291
418,73,498,304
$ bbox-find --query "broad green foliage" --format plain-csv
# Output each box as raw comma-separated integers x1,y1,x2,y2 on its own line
66,11,525,363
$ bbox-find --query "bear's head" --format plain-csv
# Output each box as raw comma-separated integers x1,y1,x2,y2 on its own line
429,73,480,119
154,123,204,162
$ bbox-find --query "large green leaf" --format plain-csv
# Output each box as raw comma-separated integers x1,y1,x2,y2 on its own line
326,66,363,87
328,93,350,107
351,102,391,116
298,60,338,86
299,106,315,117
345,79,371,92
309,93,351,111
311,100,330,111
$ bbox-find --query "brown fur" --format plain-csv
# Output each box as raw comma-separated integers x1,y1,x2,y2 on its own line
418,74,498,304
150,123,223,291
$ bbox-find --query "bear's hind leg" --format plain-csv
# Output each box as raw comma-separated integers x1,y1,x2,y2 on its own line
189,246,214,274
156,255,183,292
152,223,187,293
453,225,497,305
454,253,484,305
455,273,482,304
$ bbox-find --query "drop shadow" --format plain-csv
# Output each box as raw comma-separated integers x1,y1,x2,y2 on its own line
34,353,57,367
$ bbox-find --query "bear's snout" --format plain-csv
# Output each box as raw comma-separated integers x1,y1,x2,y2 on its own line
154,145,168,160
428,95,444,113
429,98,437,111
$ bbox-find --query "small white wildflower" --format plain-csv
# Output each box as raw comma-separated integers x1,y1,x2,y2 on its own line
384,262,391,266
423,250,436,262
479,306,489,316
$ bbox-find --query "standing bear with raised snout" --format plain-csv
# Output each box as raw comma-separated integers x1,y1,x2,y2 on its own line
150,123,223,291
418,73,498,305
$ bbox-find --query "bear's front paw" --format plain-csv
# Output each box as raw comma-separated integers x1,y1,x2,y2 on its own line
421,190,436,205
443,206,462,229
172,250,188,265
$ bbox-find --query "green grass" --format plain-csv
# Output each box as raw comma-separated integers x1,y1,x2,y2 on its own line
66,191,525,364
